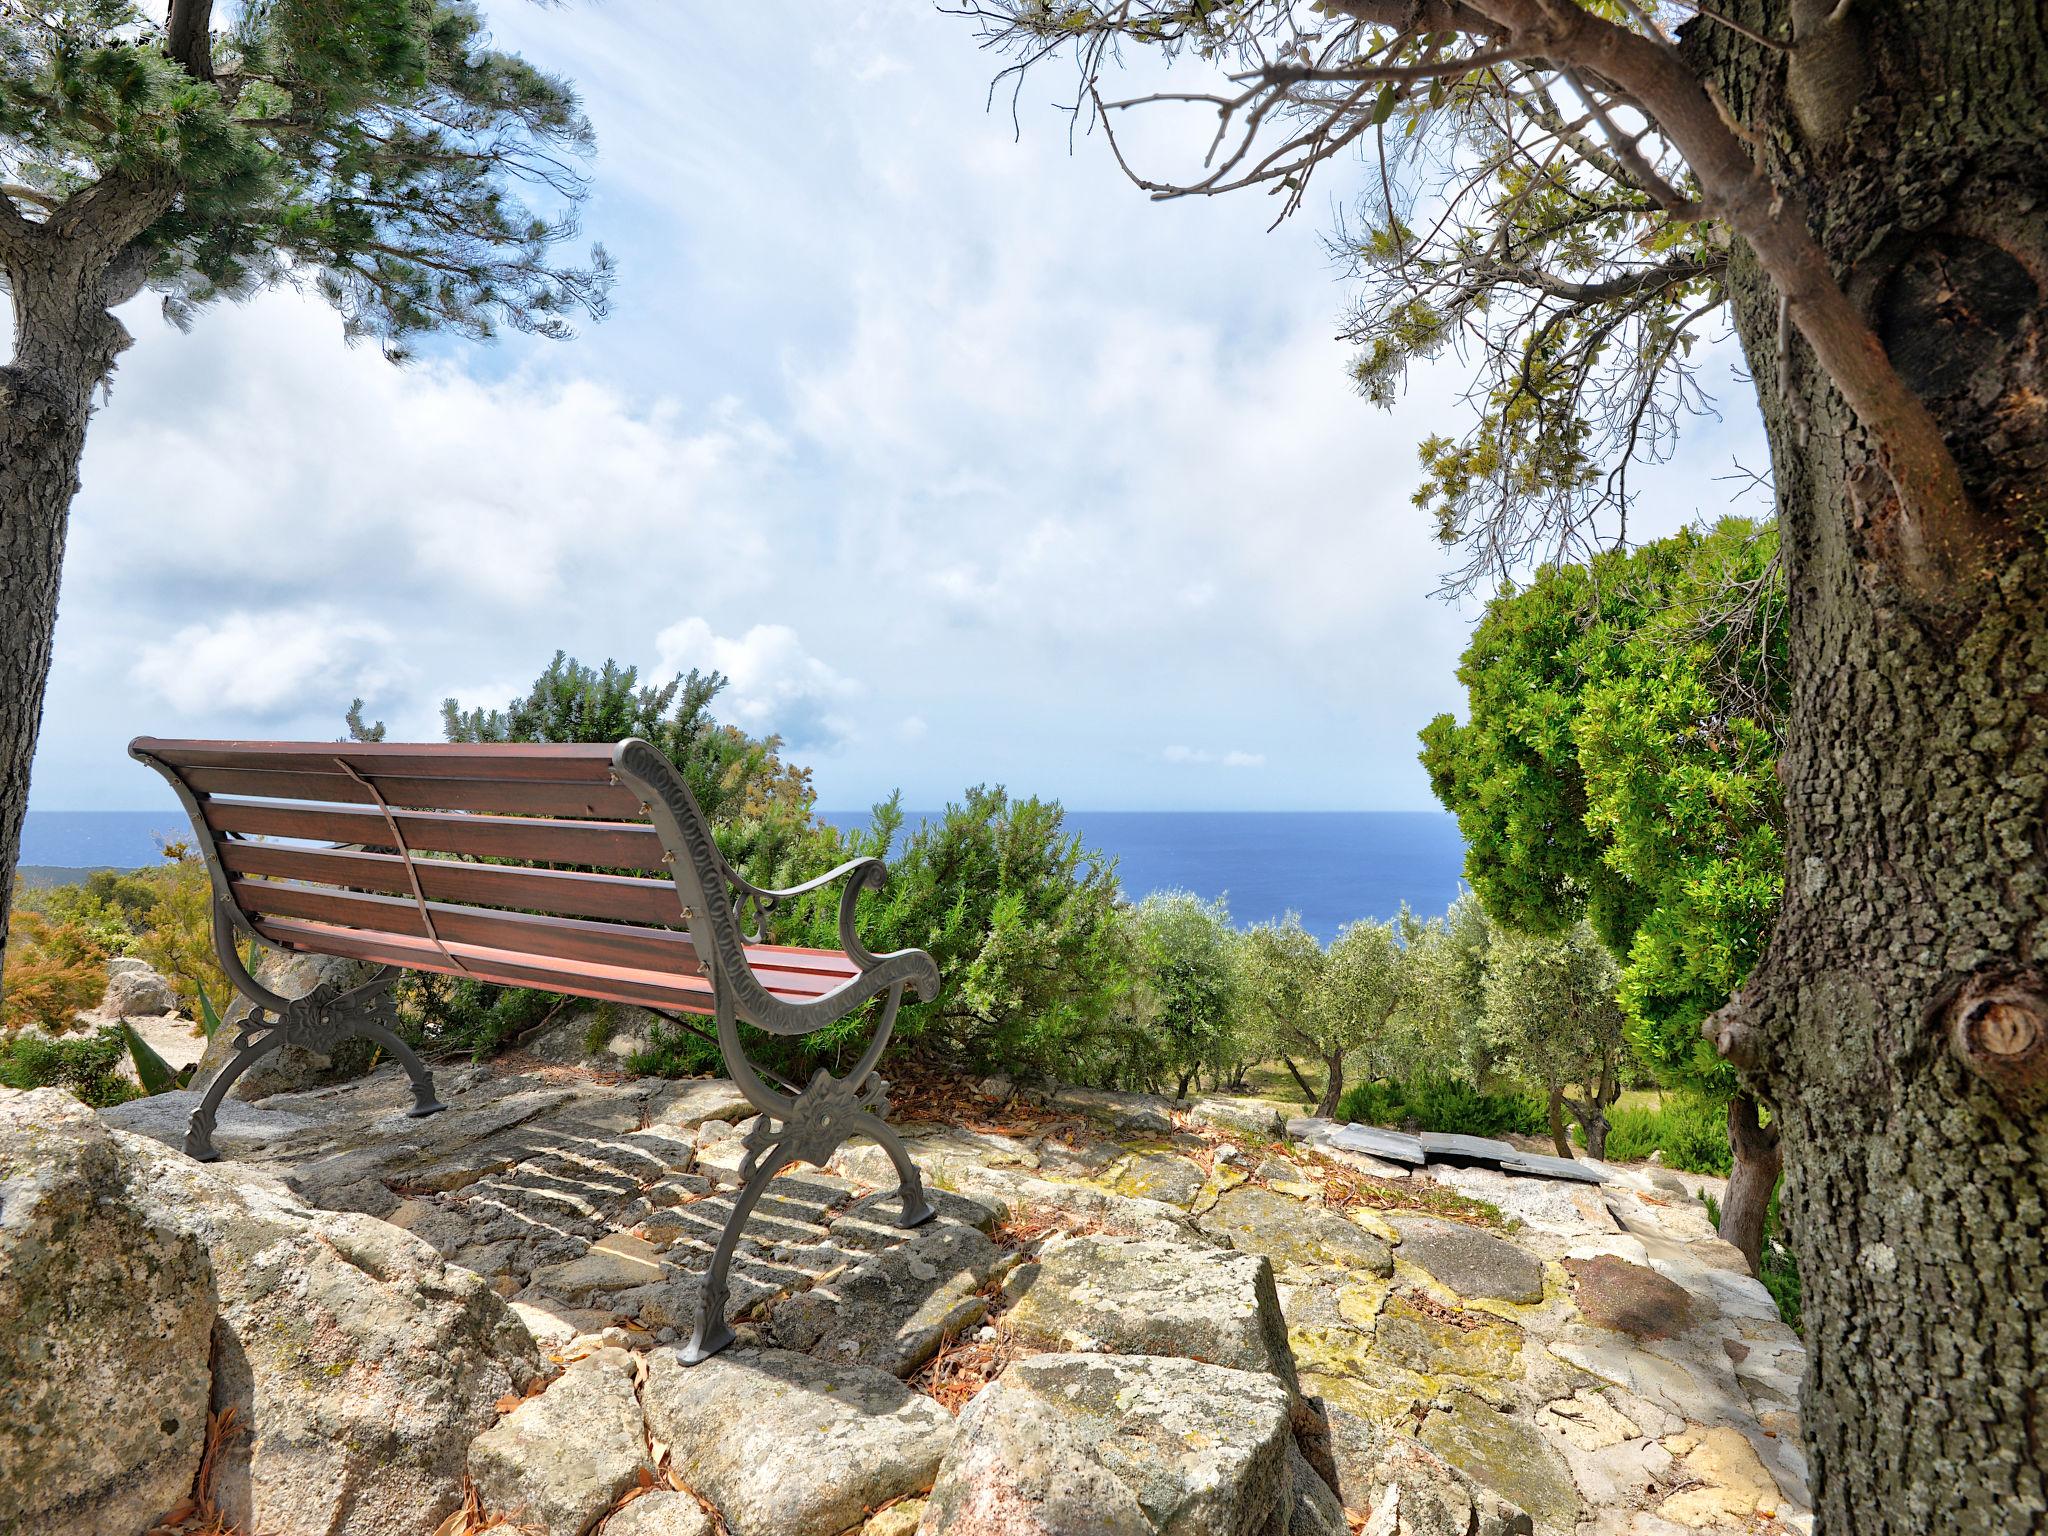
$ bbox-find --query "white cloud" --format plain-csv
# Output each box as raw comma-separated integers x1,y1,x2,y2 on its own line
131,607,403,719
654,617,861,751
1163,746,1266,769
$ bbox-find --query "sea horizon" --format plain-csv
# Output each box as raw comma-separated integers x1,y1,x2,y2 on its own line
19,807,1468,941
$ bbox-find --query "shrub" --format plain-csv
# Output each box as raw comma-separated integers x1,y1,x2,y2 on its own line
1601,1092,1732,1175
1705,1186,1802,1330
0,910,108,1035
0,1027,139,1107
1335,1071,1547,1138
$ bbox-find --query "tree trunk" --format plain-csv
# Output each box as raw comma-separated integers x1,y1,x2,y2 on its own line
1546,1084,1573,1159
1718,1091,1781,1277
1314,1049,1344,1119
1279,1054,1319,1108
0,190,163,993
1697,6,2048,1527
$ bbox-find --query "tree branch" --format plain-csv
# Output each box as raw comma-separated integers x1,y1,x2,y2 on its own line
164,0,215,81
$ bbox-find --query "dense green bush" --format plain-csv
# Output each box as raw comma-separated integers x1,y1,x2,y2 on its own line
0,1027,140,1107
1600,1092,1732,1175
1335,1072,1547,1139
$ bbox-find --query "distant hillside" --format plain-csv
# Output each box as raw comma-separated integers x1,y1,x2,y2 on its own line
13,865,127,890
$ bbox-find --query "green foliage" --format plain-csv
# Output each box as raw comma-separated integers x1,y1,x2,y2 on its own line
0,1027,140,1107
772,788,1132,1080
2,0,611,356
1421,518,1785,1100
403,975,567,1060
1394,893,1495,1085
1237,913,1414,1114
1334,1072,1548,1140
115,1019,189,1094
1481,921,1627,1141
1125,891,1240,1096
1601,1092,1733,1175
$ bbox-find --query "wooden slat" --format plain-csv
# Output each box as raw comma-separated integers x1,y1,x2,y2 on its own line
133,737,622,783
203,798,670,870
251,918,860,1017
218,842,685,925
180,765,644,820
230,879,703,977
230,880,857,996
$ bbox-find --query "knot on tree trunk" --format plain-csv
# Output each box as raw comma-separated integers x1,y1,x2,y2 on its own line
1945,966,2048,1108
0,365,62,424
1702,991,1765,1072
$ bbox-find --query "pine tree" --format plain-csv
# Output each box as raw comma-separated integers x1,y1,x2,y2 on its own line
1,0,611,981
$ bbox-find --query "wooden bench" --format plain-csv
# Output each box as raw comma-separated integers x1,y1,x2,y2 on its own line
131,734,940,1363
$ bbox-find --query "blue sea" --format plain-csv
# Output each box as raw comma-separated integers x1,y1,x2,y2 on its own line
822,810,1467,940
20,809,1468,941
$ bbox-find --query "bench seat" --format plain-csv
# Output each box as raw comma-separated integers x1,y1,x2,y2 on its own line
248,915,864,1014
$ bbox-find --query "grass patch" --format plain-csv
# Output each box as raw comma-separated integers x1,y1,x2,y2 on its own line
1601,1092,1731,1175
0,1027,141,1107
1336,1073,1548,1141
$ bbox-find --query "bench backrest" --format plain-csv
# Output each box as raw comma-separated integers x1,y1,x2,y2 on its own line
129,736,738,1007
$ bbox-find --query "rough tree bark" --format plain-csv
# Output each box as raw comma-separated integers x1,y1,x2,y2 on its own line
1694,4,2048,1529
0,180,163,985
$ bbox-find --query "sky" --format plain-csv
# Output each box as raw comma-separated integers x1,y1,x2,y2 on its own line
21,2,1765,816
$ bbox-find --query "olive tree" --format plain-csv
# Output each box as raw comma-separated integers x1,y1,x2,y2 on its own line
1241,913,1407,1116
1128,889,1242,1096
958,5,2048,1522
0,1,609,985
1482,921,1629,1157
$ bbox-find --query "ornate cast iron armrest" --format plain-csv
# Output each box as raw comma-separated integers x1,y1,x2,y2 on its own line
726,857,892,969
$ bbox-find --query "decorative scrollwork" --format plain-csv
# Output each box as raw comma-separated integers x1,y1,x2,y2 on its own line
739,1067,891,1178
266,976,401,1056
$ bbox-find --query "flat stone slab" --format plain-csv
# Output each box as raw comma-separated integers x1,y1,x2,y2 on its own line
1389,1214,1548,1305
923,1352,1297,1536
1419,1131,1521,1164
1327,1123,1429,1166
102,1091,318,1152
1417,1389,1581,1536
1499,1151,1607,1185
643,1346,953,1536
1198,1185,1393,1276
1004,1235,1299,1387
467,1346,648,1536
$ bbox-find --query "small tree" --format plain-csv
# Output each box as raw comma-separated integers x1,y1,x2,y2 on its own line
1397,893,1495,1086
1128,890,1241,1097
0,1,611,986
1482,923,1628,1159
1241,913,1407,1117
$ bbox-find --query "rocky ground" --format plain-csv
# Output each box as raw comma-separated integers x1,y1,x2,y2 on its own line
2,1036,1808,1536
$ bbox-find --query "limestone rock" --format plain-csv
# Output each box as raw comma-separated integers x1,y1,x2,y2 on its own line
0,1089,214,1536
921,1352,1296,1536
647,1078,758,1133
1004,1235,1299,1389
643,1346,953,1536
469,1347,649,1536
1199,1186,1394,1276
1187,1096,1290,1137
1285,1443,1350,1536
1347,1438,1533,1536
866,1498,927,1535
102,1089,317,1155
1105,1149,1208,1206
601,1490,718,1536
769,1219,1002,1376
1053,1086,1175,1135
1387,1215,1546,1305
121,1133,543,1536
102,959,178,1018
1414,1391,1579,1536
